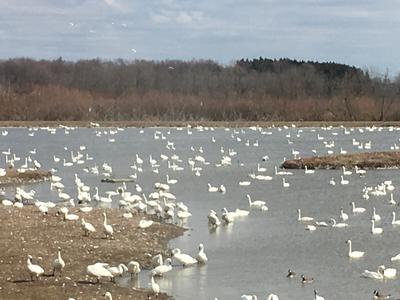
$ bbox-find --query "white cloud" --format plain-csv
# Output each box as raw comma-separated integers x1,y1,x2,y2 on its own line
103,0,122,10
176,11,192,23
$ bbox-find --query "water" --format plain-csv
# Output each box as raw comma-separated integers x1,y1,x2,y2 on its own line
1,125,400,299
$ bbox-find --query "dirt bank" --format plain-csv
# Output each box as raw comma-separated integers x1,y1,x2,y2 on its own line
281,151,400,169
0,169,51,186
1,120,400,128
0,206,185,300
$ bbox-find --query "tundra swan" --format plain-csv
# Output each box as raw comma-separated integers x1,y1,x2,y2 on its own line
350,202,365,214
304,166,315,174
282,178,290,188
172,248,198,266
314,290,325,300
221,208,235,223
372,207,381,221
391,253,400,261
329,178,336,186
380,265,397,279
346,240,364,258
86,262,113,283
373,290,392,299
342,166,352,175
196,243,208,264
208,184,218,192
340,208,348,221
103,213,114,239
247,194,265,208
127,260,141,277
330,218,348,228
371,220,383,234
362,265,383,279
27,255,44,281
208,210,221,227
107,263,128,280
104,292,112,300
297,209,314,222
151,258,172,276
150,275,160,295
391,212,400,225
81,218,96,236
52,247,65,276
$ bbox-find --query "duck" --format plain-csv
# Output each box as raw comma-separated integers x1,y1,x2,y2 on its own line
81,218,96,236
350,202,365,214
371,220,383,234
346,240,364,258
301,274,314,284
297,209,314,222
391,212,400,225
102,212,114,239
127,260,141,277
86,262,114,283
172,248,198,266
196,243,208,264
247,194,266,208
151,258,172,276
27,255,44,281
52,247,65,276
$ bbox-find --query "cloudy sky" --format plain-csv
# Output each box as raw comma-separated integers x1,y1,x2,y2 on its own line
0,0,399,74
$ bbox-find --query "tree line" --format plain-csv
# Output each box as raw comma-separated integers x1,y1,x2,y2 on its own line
0,57,399,121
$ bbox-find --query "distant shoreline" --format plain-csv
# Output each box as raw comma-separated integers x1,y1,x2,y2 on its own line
1,120,400,128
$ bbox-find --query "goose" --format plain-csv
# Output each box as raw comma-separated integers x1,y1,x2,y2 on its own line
330,218,348,228
151,258,172,276
301,274,313,284
297,209,314,222
362,265,384,279
103,212,114,239
103,292,112,300
87,262,114,283
208,210,221,227
340,208,349,221
282,178,290,188
52,247,65,276
372,207,381,222
196,243,208,264
149,275,160,295
81,218,96,236
172,248,198,266
340,176,349,185
304,165,315,174
346,240,364,258
107,264,128,280
27,255,44,281
313,290,325,300
127,261,141,277
286,269,296,278
208,184,219,192
373,290,392,300
350,202,365,214
247,194,266,208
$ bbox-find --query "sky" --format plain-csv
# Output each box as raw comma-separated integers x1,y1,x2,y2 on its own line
0,0,399,75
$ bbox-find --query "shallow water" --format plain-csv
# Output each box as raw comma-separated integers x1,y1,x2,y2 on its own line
2,125,400,299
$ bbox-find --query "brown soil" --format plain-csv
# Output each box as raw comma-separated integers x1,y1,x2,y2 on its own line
0,169,51,186
281,151,400,169
1,120,400,128
0,206,185,300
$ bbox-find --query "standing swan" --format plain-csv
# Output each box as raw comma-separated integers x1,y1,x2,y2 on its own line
196,243,208,264
27,255,44,281
52,247,65,276
172,248,198,266
346,240,364,258
103,292,112,300
150,274,160,296
103,212,114,239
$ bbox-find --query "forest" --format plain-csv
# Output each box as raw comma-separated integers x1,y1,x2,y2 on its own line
0,57,399,121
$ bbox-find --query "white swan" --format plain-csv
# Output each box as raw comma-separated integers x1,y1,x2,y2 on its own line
282,178,290,188
372,207,381,222
340,176,349,185
103,212,114,239
304,165,315,174
342,166,352,175
330,218,348,228
197,243,208,264
103,292,112,300
346,240,364,258
297,209,314,222
107,263,128,279
27,255,44,281
63,211,79,221
362,265,384,279
52,247,65,276
208,183,218,192
389,193,397,205
87,262,114,283
380,265,397,279
151,258,172,276
247,194,265,208
127,260,141,277
139,219,154,229
391,253,400,261
221,208,235,223
313,290,325,300
208,210,221,227
392,212,400,225
329,177,336,186
149,275,160,295
350,202,365,214
81,218,96,236
172,248,198,266
340,208,348,221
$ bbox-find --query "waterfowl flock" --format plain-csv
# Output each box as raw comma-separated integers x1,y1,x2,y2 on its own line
2,124,400,299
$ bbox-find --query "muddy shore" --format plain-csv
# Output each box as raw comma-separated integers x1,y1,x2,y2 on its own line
1,120,400,128
0,206,185,300
282,151,400,169
0,169,51,186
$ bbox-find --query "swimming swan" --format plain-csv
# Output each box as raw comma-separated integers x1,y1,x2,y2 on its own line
362,265,384,280
371,220,383,234
151,258,172,276
297,209,314,222
350,202,365,214
247,194,266,208
346,240,364,258
391,212,400,225
127,260,141,277
330,218,348,228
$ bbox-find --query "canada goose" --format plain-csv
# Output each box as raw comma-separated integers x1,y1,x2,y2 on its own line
286,269,296,278
301,274,313,284
373,290,391,300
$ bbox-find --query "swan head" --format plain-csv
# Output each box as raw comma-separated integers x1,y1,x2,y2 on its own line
346,239,351,244
199,243,204,250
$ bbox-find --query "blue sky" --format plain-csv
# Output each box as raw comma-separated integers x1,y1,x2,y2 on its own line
0,0,399,75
